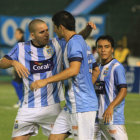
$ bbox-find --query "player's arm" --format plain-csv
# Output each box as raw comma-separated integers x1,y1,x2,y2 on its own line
0,57,29,78
92,63,100,84
103,87,127,123
30,61,81,91
0,57,14,69
78,22,96,39
103,65,127,123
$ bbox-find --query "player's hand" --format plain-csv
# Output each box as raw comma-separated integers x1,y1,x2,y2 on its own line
103,105,114,123
30,79,47,91
11,60,29,78
87,22,96,30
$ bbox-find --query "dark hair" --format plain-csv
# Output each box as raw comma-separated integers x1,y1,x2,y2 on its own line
52,10,75,31
16,28,24,34
16,28,25,42
96,35,115,48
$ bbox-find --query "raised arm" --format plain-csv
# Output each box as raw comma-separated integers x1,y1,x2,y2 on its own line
78,22,96,39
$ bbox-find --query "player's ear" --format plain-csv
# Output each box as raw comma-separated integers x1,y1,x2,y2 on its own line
112,47,114,53
60,24,65,30
30,32,35,39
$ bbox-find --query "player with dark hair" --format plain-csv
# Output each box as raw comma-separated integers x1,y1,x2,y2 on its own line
31,11,100,140
94,35,128,140
0,18,97,140
15,28,24,42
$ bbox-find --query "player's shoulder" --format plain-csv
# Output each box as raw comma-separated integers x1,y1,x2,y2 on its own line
70,34,84,42
51,37,66,44
68,35,84,47
50,37,66,49
17,41,30,47
112,59,125,71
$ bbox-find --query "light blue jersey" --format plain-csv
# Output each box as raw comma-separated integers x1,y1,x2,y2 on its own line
5,38,66,108
97,59,127,124
63,35,98,113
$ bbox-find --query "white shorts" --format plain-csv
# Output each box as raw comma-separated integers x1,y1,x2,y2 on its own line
94,120,128,140
51,109,97,140
12,103,61,138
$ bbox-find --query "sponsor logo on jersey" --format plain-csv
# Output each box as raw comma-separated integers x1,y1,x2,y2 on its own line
30,58,54,74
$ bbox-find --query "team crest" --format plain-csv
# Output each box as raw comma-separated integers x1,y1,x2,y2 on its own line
44,45,54,57
103,67,109,76
14,120,18,129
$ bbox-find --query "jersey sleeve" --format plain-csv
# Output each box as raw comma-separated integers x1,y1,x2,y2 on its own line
90,52,98,69
114,64,127,89
67,40,83,62
87,46,97,69
4,44,19,61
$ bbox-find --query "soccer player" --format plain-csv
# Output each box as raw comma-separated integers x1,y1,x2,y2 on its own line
94,35,128,140
0,19,97,140
30,11,100,140
12,28,24,108
14,28,25,42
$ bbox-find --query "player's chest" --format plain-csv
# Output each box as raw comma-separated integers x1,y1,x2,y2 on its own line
20,46,55,74
99,66,112,81
24,45,54,60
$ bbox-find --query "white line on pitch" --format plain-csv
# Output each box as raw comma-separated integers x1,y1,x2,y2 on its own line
126,121,140,124
0,106,17,110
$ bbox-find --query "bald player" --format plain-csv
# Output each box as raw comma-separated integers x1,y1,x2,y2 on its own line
0,19,96,140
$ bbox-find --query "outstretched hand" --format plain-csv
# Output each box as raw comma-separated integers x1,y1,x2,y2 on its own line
12,60,29,78
30,79,47,91
87,22,96,30
78,21,96,39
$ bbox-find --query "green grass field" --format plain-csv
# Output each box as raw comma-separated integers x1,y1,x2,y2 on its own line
0,83,140,140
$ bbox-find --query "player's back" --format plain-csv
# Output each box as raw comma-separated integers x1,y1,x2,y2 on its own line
63,35,98,113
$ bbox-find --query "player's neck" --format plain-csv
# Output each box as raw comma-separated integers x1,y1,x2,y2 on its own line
64,31,76,42
31,40,44,48
101,56,113,65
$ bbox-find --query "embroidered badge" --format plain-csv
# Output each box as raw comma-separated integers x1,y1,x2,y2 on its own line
44,46,54,57
103,67,109,76
14,120,18,129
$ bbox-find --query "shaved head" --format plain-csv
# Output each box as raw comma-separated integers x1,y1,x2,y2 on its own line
28,19,46,33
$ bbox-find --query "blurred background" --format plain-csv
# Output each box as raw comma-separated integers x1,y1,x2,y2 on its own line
0,0,140,93
0,0,140,139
